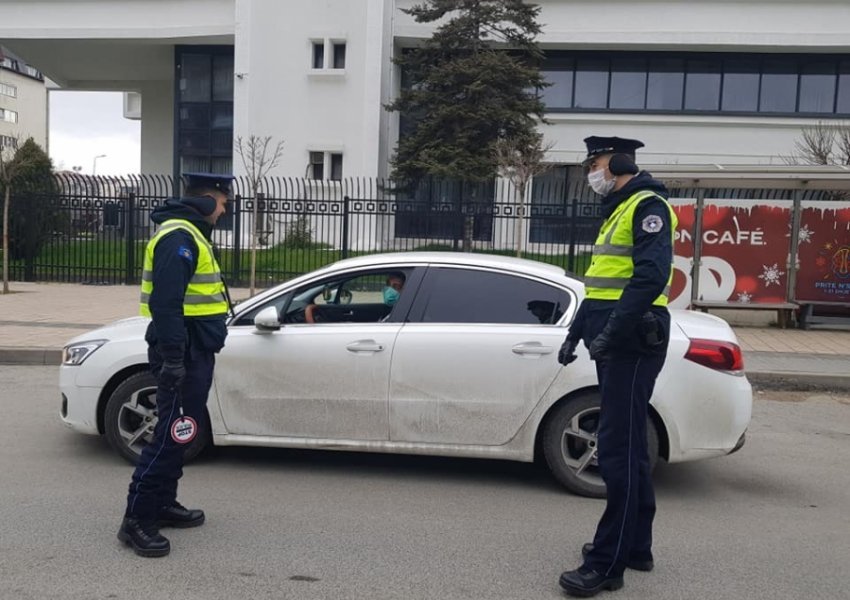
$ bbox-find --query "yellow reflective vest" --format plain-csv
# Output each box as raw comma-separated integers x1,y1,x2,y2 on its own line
583,190,677,307
139,219,228,317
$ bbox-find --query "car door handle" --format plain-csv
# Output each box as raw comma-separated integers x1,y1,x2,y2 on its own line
346,340,384,353
512,342,554,356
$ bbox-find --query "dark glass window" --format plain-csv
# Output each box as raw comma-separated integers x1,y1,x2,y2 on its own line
418,268,570,325
212,55,234,101
574,59,608,109
685,60,721,111
211,104,233,129
722,59,760,112
541,69,573,109
180,54,211,102
610,58,646,109
309,152,324,180
838,61,850,114
179,105,210,129
312,42,325,69
647,58,684,110
799,62,836,113
760,60,798,113
330,153,343,181
333,43,346,69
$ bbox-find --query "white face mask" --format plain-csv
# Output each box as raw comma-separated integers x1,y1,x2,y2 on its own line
587,168,616,196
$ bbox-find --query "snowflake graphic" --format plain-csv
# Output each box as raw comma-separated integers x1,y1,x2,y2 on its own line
797,224,814,244
758,263,785,287
737,291,753,303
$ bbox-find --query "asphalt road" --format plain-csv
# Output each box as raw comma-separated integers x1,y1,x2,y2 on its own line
1,366,849,600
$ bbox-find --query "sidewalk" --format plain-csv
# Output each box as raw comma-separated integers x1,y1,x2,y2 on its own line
2,282,850,388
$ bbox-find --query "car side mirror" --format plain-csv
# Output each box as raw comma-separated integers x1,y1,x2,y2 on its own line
253,306,281,332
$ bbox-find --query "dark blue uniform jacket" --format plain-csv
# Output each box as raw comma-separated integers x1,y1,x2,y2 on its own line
144,200,228,362
570,171,674,356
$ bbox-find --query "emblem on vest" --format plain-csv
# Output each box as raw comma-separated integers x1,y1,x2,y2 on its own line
642,215,664,233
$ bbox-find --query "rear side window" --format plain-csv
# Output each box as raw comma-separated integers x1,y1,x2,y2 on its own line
416,268,570,325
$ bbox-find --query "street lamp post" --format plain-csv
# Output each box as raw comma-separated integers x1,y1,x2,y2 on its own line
92,154,106,176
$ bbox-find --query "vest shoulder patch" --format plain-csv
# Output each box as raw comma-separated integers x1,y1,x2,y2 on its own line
177,245,194,262
641,214,664,234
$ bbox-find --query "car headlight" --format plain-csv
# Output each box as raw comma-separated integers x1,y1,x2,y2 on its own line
62,340,107,366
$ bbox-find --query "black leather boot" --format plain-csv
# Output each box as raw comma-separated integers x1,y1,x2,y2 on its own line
117,517,170,558
582,543,654,572
158,502,205,528
559,567,624,597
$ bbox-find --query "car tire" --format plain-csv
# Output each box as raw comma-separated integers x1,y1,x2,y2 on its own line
542,391,659,498
104,371,210,465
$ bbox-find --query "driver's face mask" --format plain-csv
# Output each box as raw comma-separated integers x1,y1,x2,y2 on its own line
383,286,400,306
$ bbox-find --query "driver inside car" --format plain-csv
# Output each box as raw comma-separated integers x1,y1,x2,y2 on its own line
304,272,405,323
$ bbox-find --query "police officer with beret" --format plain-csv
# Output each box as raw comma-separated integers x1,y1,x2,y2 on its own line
118,173,233,557
557,137,676,596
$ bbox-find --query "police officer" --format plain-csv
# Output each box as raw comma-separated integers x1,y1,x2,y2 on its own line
557,137,676,596
118,172,233,557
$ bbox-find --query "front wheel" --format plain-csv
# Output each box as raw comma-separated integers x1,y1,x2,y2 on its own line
541,391,659,498
103,371,210,465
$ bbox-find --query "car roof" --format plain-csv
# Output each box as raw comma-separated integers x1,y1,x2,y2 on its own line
323,252,568,280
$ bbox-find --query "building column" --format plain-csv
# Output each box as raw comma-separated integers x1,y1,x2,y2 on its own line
139,78,174,175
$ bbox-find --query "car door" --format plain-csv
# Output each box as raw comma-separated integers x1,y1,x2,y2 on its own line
389,265,575,446
214,268,420,441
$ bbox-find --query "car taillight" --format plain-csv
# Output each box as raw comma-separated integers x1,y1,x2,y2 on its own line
685,339,744,372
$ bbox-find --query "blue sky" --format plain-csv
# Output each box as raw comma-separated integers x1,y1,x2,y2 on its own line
49,91,141,175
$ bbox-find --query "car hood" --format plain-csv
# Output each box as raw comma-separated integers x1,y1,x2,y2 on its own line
63,316,150,347
670,309,738,344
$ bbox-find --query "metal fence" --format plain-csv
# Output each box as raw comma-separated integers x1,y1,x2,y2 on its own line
0,173,839,288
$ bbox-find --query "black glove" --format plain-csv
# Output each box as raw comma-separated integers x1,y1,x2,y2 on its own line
159,359,186,391
589,314,620,361
558,337,579,366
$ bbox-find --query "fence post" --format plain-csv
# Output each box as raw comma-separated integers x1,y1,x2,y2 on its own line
567,190,578,273
232,194,242,286
786,189,803,304
341,195,350,259
125,192,136,285
690,190,706,306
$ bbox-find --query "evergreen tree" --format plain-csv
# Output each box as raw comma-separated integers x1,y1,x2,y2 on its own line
388,0,548,183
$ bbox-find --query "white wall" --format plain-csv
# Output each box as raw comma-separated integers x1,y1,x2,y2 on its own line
139,80,174,174
0,69,47,149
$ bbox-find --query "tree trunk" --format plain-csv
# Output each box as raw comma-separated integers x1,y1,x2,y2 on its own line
249,188,259,296
514,181,526,258
2,184,10,294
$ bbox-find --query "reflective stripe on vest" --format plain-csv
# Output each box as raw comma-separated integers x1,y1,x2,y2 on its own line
139,219,228,317
583,190,677,307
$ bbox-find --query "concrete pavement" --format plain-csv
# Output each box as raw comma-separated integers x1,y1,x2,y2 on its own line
2,282,850,387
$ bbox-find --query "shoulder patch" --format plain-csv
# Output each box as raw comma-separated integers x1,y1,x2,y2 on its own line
641,214,664,234
177,245,194,261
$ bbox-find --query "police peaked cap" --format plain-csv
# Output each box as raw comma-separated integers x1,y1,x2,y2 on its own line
582,136,645,164
182,172,235,195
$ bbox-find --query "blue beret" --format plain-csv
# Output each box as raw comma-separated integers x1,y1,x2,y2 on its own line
182,172,235,194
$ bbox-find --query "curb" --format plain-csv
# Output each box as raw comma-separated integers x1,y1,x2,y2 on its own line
0,347,63,366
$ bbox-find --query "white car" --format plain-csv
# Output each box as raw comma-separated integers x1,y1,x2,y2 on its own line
60,252,751,497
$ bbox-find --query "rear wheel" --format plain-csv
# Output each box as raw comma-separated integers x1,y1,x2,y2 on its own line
103,371,210,465
541,391,659,498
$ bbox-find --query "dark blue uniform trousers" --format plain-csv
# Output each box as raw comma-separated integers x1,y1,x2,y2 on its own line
584,353,665,578
125,345,214,522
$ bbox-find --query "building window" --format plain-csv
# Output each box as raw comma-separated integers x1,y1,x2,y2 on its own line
536,51,850,117
0,108,18,123
308,151,344,180
0,135,17,149
176,46,234,176
312,42,325,69
332,43,346,70
0,82,16,98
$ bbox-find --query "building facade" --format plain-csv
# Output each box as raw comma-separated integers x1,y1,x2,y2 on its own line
1,0,848,177
0,45,47,152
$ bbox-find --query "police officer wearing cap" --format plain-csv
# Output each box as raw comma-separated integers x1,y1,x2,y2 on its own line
118,172,233,557
557,137,676,596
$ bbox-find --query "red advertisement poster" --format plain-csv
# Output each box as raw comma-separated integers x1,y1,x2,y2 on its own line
669,199,793,308
794,202,850,304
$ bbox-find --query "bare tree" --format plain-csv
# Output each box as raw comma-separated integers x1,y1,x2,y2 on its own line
235,135,285,296
0,135,33,294
494,131,553,257
787,121,850,166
